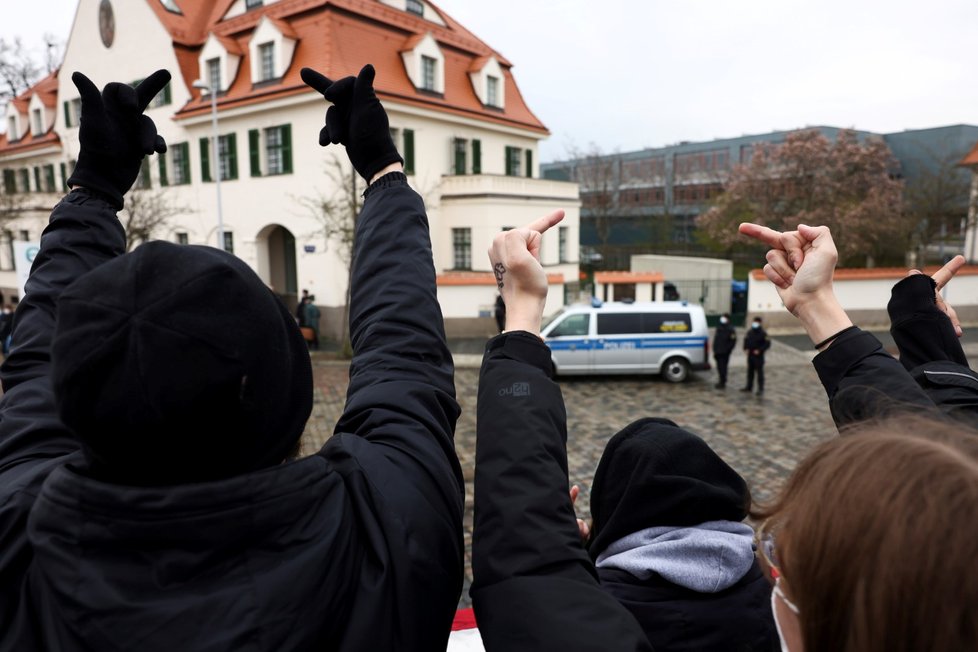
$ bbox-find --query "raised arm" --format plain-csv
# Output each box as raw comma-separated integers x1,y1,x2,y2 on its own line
471,216,652,651
738,222,935,426
0,71,170,478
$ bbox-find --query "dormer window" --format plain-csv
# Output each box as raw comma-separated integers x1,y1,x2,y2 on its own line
207,58,221,93
486,76,499,107
421,56,437,91
400,32,444,95
259,43,275,81
7,116,18,141
31,109,43,135
469,56,506,109
406,0,423,16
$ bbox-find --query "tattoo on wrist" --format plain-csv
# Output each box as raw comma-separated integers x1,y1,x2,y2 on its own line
493,263,506,289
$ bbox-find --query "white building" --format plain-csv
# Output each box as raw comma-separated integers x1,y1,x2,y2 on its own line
0,0,581,337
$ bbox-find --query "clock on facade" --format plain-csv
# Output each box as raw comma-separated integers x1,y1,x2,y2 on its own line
99,0,115,48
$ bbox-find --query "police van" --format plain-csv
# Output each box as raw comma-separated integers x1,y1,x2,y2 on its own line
540,300,710,382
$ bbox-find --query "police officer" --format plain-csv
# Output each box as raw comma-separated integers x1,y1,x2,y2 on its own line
741,316,771,395
712,313,736,389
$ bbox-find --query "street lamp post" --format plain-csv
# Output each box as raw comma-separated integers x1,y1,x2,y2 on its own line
192,80,224,251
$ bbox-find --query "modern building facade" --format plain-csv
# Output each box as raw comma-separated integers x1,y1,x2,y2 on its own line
0,0,582,336
543,124,978,269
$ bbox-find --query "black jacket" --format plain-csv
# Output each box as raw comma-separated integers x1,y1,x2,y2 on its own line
742,327,770,356
712,323,736,357
0,179,464,651
472,332,653,651
597,563,777,652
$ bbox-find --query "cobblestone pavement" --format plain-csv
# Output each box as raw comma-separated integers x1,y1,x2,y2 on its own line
301,335,963,608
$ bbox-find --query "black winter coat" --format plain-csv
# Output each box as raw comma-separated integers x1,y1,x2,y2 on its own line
0,179,464,651
742,327,770,356
597,562,777,652
712,323,736,357
472,332,653,651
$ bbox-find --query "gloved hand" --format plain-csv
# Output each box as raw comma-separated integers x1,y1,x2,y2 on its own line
66,70,170,210
300,64,403,182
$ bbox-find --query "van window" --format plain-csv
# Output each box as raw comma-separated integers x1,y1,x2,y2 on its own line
645,313,692,333
597,313,642,335
550,314,589,337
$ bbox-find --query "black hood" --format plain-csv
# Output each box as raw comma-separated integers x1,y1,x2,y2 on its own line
588,417,750,558
51,241,313,485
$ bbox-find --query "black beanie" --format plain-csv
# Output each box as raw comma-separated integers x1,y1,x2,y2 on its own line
51,242,313,485
588,418,750,559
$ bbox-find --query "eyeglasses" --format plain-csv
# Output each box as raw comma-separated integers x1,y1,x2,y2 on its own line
756,519,801,615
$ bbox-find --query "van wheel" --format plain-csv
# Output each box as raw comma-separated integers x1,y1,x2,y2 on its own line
661,357,690,383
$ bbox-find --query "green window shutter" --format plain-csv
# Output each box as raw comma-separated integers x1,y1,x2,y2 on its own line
227,133,238,180
179,143,190,184
63,101,71,128
159,152,169,186
505,147,513,176
472,139,481,174
200,138,211,182
249,129,261,177
403,129,415,175
453,139,465,175
162,82,172,105
59,162,67,190
281,124,292,174
33,167,41,192
526,149,533,178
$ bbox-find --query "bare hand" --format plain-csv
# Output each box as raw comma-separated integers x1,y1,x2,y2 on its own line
488,210,565,336
569,485,589,541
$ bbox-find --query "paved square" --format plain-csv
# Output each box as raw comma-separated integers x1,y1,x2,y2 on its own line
300,339,843,608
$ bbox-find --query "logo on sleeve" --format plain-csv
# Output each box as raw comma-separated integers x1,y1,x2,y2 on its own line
498,382,530,397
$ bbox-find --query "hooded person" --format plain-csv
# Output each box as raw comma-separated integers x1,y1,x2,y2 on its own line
587,418,778,652
0,65,463,651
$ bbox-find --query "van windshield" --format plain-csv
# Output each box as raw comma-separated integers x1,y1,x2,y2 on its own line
541,308,566,332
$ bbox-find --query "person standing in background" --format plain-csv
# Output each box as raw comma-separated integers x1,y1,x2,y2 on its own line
712,313,736,389
741,316,771,396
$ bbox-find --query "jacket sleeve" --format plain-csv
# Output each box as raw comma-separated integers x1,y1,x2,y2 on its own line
471,332,653,652
0,190,125,479
812,328,937,428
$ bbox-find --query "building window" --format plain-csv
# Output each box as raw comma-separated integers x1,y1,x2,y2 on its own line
258,42,275,81
171,142,190,185
406,0,424,16
505,146,522,177
42,165,56,192
223,231,234,254
133,159,151,190
421,55,436,91
63,98,82,128
6,117,17,141
452,228,471,270
19,230,29,241
18,169,29,192
453,138,467,175
245,0,263,8
176,232,189,245
207,57,221,93
558,226,568,263
2,169,15,195
149,82,172,108
218,134,237,180
31,109,43,136
265,125,291,175
486,75,499,107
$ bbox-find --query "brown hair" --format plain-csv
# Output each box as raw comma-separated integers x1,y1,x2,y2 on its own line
753,415,978,652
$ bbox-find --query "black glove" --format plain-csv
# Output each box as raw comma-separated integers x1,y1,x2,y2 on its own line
300,64,403,182
66,70,170,210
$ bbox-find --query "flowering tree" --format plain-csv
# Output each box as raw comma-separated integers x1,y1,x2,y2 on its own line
697,130,907,266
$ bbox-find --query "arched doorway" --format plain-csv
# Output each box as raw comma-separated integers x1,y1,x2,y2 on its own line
255,224,298,310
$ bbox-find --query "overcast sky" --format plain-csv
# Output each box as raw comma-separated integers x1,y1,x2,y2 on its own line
5,0,978,163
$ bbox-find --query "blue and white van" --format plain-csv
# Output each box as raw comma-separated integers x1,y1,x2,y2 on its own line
540,300,710,382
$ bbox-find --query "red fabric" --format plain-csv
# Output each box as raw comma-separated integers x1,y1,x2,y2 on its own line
452,608,478,631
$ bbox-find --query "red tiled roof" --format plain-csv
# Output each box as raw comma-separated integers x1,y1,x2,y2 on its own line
0,129,61,156
750,266,978,281
0,71,62,156
595,271,666,284
166,0,546,133
144,0,237,47
960,141,978,167
438,272,564,286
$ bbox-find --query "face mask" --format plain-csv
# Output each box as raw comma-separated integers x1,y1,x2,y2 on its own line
752,322,760,329
771,579,800,652
720,317,729,324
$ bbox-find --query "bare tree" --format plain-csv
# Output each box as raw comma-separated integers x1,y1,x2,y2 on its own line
903,146,975,266
120,187,191,251
293,154,363,356
0,34,62,111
